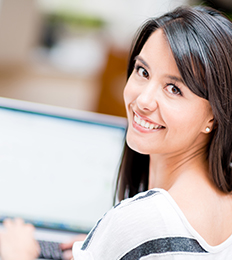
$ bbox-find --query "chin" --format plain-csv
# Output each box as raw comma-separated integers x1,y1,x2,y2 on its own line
126,136,150,155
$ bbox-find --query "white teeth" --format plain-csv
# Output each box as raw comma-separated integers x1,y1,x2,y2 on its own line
134,115,140,124
141,120,146,127
134,114,162,130
134,115,137,123
145,122,150,129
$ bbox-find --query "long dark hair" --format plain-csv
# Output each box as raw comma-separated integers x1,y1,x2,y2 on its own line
115,5,232,202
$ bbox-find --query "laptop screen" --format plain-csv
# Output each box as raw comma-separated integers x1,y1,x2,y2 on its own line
0,97,127,233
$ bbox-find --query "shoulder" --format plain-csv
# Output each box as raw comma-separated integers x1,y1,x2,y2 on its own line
107,188,169,226
73,189,210,260
113,188,180,218
87,188,167,237
77,189,182,253
114,188,162,210
95,188,176,230
84,189,169,241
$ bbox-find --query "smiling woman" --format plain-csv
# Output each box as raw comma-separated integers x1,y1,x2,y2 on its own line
118,5,232,202
71,5,232,259
1,4,232,260
124,29,214,158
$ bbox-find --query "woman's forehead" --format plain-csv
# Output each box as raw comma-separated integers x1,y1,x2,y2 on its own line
139,29,181,77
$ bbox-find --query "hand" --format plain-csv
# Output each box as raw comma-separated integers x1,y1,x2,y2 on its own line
60,234,87,260
0,218,40,260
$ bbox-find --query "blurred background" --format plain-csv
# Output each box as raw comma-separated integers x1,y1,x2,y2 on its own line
0,0,231,118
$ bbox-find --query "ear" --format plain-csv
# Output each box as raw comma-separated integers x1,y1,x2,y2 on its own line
202,117,215,134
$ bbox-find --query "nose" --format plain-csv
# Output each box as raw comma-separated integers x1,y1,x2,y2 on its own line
136,83,159,112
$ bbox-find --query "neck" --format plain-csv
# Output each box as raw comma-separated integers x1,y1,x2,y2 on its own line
148,143,209,191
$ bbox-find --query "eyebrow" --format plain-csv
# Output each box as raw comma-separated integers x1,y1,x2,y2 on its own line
134,56,150,69
135,55,184,84
165,75,185,84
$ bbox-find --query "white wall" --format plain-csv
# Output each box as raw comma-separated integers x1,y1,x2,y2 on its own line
0,0,39,66
37,0,190,48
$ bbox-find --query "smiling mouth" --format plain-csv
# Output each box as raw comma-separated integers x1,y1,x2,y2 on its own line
133,113,165,130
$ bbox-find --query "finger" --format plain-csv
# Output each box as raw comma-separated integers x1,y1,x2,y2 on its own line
60,241,74,250
62,249,73,260
3,218,24,228
14,218,24,225
24,223,35,232
60,234,87,250
33,240,41,258
3,218,13,228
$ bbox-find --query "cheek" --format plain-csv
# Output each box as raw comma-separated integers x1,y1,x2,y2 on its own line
162,103,198,135
123,81,134,107
166,104,206,138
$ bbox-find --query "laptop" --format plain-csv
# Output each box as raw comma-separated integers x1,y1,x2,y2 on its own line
0,97,127,259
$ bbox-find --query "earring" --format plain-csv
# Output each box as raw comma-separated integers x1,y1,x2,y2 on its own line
206,127,210,133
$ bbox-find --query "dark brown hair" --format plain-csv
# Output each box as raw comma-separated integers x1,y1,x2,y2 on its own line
115,5,232,202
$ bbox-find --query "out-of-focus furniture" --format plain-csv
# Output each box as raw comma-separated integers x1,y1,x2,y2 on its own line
97,48,128,117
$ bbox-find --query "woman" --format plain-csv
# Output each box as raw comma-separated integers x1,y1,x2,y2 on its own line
72,5,232,259
1,5,232,260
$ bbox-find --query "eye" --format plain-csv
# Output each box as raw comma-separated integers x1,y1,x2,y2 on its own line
135,65,149,79
165,84,182,96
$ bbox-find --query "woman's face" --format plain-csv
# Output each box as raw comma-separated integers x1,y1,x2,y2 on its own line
124,29,213,155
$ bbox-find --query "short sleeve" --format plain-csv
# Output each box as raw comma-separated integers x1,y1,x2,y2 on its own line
72,189,162,260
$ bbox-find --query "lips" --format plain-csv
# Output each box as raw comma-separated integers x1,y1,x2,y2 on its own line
133,112,165,130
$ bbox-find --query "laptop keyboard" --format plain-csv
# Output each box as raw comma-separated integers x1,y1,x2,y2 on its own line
37,240,63,260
